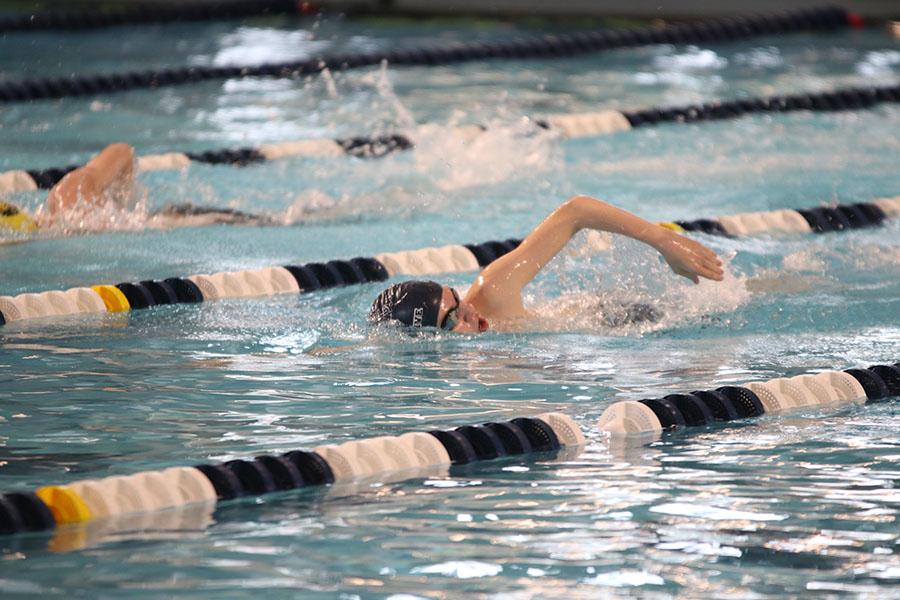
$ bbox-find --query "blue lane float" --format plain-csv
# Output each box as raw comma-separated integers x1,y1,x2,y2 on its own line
0,6,858,105
1,194,899,326
0,412,583,540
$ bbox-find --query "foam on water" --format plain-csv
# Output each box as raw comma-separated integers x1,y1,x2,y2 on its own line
520,241,749,335
410,117,561,192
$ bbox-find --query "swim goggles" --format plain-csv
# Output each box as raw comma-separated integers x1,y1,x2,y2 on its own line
440,288,460,331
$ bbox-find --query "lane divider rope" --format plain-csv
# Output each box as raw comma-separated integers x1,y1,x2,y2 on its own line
1,195,898,326
0,136,411,192
0,6,857,105
0,0,312,34
4,82,898,193
0,412,583,539
597,362,900,438
3,360,898,541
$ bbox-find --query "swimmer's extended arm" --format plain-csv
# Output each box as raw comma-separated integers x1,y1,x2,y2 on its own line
465,195,724,319
46,143,135,216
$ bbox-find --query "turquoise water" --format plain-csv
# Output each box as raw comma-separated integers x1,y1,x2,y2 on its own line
2,13,900,599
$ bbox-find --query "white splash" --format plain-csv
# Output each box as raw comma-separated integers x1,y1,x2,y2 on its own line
409,116,560,191
525,245,749,334
31,181,152,235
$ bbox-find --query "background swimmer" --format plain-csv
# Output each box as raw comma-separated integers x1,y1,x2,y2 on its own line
0,143,139,233
370,195,725,333
1,143,272,235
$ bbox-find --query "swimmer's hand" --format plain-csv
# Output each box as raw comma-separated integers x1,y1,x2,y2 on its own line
652,229,724,284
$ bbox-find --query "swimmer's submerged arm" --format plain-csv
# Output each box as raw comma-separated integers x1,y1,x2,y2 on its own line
466,195,724,317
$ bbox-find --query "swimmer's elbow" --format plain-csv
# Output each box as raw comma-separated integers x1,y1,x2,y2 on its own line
107,142,133,155
558,195,595,231
563,195,591,211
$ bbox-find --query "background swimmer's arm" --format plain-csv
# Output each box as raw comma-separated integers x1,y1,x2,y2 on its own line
46,143,135,216
150,202,274,227
466,195,724,318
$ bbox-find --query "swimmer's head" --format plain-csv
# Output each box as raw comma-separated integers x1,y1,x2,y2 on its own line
0,201,38,232
369,280,489,333
369,280,445,328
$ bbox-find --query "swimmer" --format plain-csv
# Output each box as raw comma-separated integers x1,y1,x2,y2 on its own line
0,142,137,232
1,142,271,234
369,195,725,333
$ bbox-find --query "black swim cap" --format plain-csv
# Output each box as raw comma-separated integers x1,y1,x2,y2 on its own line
369,280,444,328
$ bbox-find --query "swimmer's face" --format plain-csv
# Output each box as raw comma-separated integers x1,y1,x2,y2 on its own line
439,286,489,334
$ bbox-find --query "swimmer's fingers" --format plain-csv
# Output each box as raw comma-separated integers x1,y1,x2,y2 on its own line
684,236,722,263
669,263,700,284
694,252,725,281
683,254,724,282
656,234,724,283
680,268,701,284
678,238,724,282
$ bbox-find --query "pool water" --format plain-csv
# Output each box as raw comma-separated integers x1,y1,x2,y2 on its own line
2,12,900,599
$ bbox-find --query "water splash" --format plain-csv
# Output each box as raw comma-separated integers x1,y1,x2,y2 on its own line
27,181,152,236
524,243,749,335
409,115,561,191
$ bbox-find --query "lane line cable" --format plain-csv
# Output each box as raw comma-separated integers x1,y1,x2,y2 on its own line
2,82,897,193
0,6,858,105
1,194,898,327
